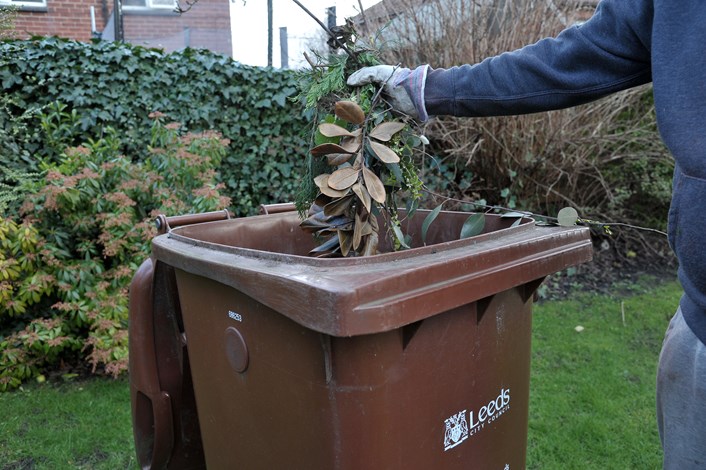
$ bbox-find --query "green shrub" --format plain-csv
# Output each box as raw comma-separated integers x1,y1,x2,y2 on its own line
0,37,310,215
0,116,230,390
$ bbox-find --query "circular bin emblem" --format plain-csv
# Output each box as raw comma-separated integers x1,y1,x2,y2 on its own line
224,326,249,373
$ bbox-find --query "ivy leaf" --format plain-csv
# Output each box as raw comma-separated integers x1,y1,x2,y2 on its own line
369,121,406,142
422,204,443,245
368,140,400,163
460,213,485,239
557,207,579,226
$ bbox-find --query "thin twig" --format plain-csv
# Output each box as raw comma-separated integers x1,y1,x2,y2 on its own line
422,188,669,237
290,0,355,57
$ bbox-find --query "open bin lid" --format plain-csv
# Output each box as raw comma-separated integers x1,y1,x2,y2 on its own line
151,210,592,336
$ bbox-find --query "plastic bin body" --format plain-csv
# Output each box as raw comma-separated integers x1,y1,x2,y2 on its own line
137,209,592,469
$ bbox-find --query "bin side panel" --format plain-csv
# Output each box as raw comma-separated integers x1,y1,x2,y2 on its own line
176,268,533,469
175,270,337,469
328,287,532,469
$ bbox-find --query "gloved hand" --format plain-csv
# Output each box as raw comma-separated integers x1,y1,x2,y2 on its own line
347,65,429,121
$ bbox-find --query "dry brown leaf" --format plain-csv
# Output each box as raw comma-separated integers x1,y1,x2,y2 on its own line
311,143,353,157
338,230,353,257
351,182,372,213
313,173,330,189
362,167,386,203
361,230,379,256
353,212,363,250
369,121,406,142
335,101,365,125
324,195,353,217
319,123,355,138
315,174,348,198
339,135,363,153
369,140,400,163
326,153,353,166
328,166,360,190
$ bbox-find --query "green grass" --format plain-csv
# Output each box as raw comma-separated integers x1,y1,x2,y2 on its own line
0,376,135,469
527,278,682,469
0,278,683,469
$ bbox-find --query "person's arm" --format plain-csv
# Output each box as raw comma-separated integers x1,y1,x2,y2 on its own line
422,0,654,118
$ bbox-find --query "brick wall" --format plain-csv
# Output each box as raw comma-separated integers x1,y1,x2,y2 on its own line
12,0,231,56
13,0,106,41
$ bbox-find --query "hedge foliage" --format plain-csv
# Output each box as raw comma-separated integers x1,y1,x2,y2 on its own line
0,36,311,214
0,116,231,390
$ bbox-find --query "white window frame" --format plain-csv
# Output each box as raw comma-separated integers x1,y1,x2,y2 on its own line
0,0,47,8
122,0,176,10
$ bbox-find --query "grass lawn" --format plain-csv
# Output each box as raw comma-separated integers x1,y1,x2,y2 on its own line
0,277,682,469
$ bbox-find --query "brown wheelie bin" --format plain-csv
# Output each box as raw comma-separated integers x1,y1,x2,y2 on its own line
129,206,592,469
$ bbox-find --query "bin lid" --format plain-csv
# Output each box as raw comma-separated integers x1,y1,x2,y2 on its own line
151,211,592,336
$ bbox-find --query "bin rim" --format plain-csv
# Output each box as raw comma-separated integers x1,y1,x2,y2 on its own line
150,210,593,336
162,210,537,267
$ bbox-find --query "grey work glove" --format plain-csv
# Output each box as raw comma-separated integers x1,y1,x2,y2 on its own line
347,65,429,121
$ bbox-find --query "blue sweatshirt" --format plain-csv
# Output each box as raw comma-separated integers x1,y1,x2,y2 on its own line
403,0,706,344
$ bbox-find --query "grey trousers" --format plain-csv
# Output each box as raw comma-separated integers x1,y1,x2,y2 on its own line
656,308,706,469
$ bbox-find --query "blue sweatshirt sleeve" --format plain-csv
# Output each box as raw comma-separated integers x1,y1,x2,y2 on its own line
423,0,654,117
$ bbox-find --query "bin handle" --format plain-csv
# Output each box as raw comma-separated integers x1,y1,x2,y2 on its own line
258,202,297,215
155,209,232,234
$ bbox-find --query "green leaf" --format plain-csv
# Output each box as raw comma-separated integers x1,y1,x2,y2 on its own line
460,213,485,239
557,207,579,226
392,224,410,249
422,204,443,245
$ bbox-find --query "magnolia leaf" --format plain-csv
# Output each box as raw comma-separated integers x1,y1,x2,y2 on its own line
422,204,443,245
335,101,365,125
338,229,353,257
299,213,330,233
362,167,386,203
460,213,485,239
324,195,353,217
327,215,353,231
511,218,522,227
313,173,330,188
321,186,348,198
319,123,355,138
369,121,406,142
353,212,363,250
311,143,353,157
392,224,410,249
368,140,400,163
352,182,372,213
557,207,579,226
360,220,374,236
314,174,348,198
362,230,379,256
309,235,341,257
328,167,360,190
339,135,363,153
326,153,353,166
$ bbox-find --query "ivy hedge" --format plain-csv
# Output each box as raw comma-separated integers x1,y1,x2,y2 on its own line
0,36,312,214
